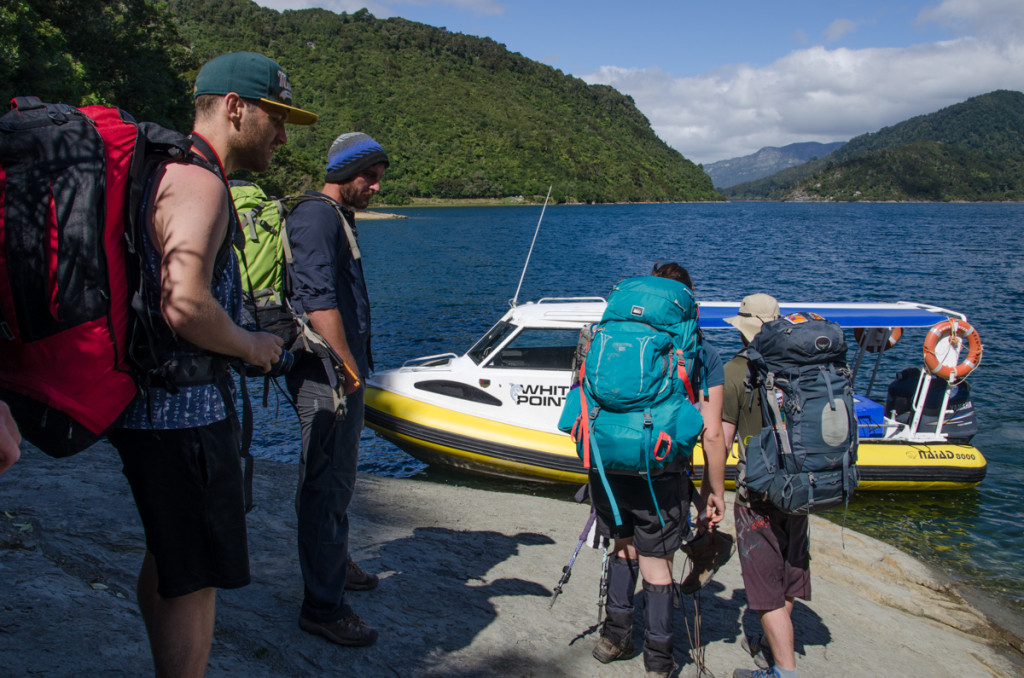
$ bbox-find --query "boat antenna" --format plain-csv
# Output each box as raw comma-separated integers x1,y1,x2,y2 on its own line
511,185,552,308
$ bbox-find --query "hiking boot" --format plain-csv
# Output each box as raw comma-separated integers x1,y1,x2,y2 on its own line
299,613,379,646
344,559,379,591
592,635,634,663
741,633,774,670
733,667,779,678
643,636,675,677
679,530,735,594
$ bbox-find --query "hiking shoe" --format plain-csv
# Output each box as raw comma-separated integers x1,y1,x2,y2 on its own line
299,613,379,646
741,633,774,670
592,636,634,663
679,530,735,594
344,559,379,591
645,667,675,678
733,668,779,678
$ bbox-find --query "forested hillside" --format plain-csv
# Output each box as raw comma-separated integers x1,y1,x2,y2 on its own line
723,90,1024,201
1,0,720,203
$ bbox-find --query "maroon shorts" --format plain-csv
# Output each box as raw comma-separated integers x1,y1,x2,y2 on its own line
734,502,811,611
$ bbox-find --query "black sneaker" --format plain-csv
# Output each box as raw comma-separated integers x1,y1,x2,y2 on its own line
679,530,735,594
592,636,634,663
299,613,379,646
345,559,379,591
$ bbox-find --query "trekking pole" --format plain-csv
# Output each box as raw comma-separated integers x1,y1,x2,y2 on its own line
597,544,610,624
549,507,596,609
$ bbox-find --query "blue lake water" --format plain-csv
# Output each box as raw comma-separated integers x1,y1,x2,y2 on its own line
250,202,1024,612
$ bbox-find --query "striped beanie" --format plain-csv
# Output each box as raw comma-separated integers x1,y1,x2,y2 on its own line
325,132,389,183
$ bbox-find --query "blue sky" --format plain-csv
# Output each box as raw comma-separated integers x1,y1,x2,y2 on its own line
255,0,1024,165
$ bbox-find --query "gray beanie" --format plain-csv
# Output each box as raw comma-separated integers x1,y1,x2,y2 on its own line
325,132,389,183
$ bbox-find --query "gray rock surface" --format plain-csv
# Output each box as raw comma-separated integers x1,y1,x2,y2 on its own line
1,443,1021,677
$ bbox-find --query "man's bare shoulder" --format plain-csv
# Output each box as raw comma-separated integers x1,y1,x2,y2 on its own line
156,160,224,198
151,160,229,243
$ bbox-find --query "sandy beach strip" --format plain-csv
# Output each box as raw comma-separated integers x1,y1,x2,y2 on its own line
1,442,1021,677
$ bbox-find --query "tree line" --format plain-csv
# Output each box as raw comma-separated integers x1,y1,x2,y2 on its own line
2,0,721,204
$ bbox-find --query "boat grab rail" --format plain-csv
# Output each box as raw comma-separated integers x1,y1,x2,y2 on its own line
400,353,459,369
534,297,606,304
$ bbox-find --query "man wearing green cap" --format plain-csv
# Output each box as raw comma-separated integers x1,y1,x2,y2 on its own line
106,51,317,677
284,132,390,647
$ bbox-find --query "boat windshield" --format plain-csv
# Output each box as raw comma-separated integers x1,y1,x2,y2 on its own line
483,328,580,371
467,321,516,364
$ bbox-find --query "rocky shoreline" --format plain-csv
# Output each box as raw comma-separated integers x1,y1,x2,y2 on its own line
1,442,1021,677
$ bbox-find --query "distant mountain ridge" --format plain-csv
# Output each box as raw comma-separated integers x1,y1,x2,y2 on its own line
704,141,846,188
723,90,1024,201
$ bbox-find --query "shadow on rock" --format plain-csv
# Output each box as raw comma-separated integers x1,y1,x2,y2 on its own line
372,526,553,655
739,598,832,660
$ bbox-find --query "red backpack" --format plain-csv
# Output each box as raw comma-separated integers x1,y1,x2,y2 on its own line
0,97,194,456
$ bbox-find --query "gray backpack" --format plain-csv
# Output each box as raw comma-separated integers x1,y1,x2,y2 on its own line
741,312,859,514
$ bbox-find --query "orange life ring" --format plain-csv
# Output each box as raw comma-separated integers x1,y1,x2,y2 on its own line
854,327,903,353
922,319,982,382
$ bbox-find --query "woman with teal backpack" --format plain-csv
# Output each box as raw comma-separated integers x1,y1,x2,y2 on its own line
563,262,728,677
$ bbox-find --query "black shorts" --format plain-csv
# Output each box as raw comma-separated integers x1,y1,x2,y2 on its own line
109,418,250,597
590,471,691,557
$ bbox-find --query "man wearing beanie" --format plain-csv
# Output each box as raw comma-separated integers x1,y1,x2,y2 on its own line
284,132,389,647
722,294,810,678
107,51,316,676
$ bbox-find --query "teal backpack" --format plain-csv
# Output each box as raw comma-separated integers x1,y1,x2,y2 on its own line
558,276,706,526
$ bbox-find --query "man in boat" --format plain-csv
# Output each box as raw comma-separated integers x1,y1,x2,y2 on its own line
722,293,809,678
590,262,729,678
106,52,315,676
284,132,389,647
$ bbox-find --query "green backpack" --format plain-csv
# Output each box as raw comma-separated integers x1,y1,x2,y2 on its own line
230,181,290,315
229,181,362,406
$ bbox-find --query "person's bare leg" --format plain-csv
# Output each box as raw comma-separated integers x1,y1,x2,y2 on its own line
637,552,674,585
136,551,217,678
759,598,796,671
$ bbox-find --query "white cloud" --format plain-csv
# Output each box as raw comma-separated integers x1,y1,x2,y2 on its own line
917,0,1024,38
825,18,859,43
585,6,1024,165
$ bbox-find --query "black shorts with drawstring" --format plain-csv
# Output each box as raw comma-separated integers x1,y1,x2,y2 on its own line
109,418,250,598
590,470,692,557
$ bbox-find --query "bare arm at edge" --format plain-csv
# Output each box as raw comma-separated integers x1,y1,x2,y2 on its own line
152,162,282,371
722,420,738,454
699,383,727,528
0,401,21,474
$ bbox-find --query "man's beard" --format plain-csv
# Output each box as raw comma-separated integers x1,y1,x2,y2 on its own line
340,185,372,209
234,118,273,173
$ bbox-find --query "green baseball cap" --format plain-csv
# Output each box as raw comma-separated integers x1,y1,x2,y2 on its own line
194,51,318,125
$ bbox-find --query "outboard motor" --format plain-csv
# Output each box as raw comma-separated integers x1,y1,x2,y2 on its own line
886,367,978,442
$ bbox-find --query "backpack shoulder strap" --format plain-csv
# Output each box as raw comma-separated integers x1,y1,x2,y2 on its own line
283,194,362,261
188,133,239,281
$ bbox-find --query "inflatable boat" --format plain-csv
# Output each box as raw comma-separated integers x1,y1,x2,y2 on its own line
365,298,986,490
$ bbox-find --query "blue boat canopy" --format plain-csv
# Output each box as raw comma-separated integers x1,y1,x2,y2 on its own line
697,301,964,330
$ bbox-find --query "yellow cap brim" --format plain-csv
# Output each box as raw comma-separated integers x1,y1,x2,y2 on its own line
261,98,318,125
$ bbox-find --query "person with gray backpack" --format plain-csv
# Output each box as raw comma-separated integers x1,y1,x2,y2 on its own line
723,293,859,678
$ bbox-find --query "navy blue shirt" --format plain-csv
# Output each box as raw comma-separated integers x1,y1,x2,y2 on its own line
690,337,725,401
286,192,372,377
